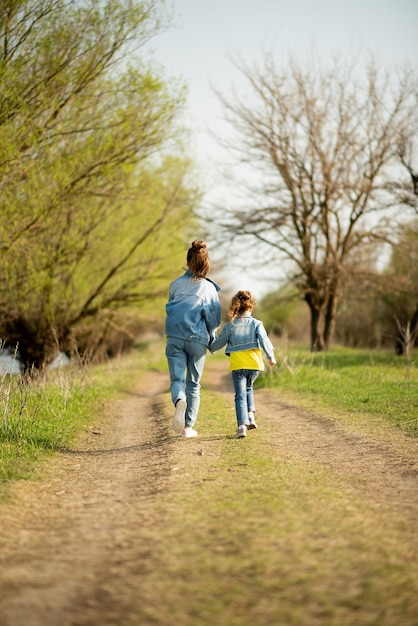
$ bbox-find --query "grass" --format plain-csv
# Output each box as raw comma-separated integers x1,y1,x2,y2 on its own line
256,343,418,436
0,342,159,494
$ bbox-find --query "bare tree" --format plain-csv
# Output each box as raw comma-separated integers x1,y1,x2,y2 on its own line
397,133,418,213
215,55,418,350
394,310,418,358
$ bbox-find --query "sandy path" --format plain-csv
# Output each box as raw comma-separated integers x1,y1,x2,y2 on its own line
0,360,417,625
204,360,418,512
0,369,173,626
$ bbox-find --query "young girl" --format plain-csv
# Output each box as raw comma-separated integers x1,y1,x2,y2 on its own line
210,290,276,438
165,240,221,438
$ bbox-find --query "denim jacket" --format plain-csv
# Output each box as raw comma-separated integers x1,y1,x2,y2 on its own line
165,270,221,346
210,314,274,360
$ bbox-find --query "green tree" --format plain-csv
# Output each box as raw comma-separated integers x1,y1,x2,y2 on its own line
257,285,308,342
0,0,197,367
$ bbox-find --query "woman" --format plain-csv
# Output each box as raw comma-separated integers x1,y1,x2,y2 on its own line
165,240,221,438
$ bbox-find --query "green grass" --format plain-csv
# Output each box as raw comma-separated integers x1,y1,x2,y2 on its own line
256,344,418,435
0,342,159,492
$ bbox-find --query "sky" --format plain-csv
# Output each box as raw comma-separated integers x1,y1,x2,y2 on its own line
147,0,418,296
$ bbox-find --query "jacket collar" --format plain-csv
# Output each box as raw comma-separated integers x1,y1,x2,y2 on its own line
184,269,221,292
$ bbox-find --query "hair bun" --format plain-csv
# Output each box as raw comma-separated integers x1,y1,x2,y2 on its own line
192,239,206,251
187,240,210,278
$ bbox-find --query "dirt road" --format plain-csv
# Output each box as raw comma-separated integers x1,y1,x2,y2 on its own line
0,359,417,626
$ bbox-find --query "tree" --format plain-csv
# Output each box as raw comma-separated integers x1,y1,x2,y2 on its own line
0,0,198,367
257,285,309,342
383,221,418,356
215,55,418,350
392,130,418,214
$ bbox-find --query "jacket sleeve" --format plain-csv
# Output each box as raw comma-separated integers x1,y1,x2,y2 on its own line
209,325,228,353
203,292,222,343
256,322,275,360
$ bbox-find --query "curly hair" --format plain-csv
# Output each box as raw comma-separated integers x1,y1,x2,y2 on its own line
228,290,256,320
186,240,210,279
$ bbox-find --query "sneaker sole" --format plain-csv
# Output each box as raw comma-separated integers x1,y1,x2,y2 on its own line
247,424,257,430
173,400,186,433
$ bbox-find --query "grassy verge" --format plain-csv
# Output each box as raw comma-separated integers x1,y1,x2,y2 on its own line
0,341,158,493
256,344,418,436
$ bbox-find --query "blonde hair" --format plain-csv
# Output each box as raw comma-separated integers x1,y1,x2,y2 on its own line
228,290,256,321
187,239,210,279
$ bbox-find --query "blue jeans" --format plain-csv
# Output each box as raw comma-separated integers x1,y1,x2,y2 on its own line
166,337,207,428
231,369,259,427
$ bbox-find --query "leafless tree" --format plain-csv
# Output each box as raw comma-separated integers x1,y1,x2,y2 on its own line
397,133,418,213
215,55,418,350
394,310,418,358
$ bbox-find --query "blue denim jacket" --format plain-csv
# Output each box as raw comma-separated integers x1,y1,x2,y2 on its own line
210,314,274,360
165,270,221,346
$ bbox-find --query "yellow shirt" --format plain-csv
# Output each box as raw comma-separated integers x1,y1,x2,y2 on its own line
229,348,265,371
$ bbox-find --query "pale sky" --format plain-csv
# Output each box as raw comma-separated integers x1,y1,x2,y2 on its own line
147,0,418,296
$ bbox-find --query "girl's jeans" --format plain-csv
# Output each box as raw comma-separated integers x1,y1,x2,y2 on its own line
166,337,207,428
231,369,259,427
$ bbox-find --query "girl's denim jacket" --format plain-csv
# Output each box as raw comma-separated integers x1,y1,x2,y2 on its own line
210,314,274,360
165,270,221,347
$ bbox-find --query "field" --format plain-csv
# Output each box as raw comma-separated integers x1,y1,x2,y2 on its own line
0,340,417,626
257,343,418,435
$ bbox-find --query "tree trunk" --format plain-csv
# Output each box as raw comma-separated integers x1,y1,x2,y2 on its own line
3,315,69,371
411,305,418,336
394,306,418,359
305,295,324,352
323,289,339,350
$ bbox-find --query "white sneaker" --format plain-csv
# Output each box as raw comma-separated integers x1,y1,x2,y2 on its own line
235,425,247,438
180,427,198,438
173,399,186,433
247,412,258,429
